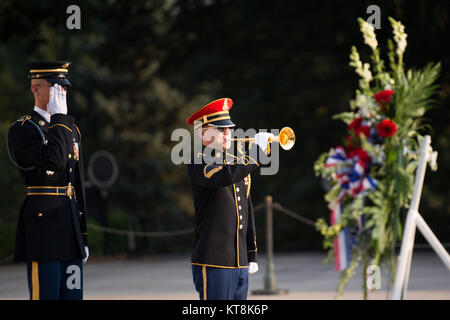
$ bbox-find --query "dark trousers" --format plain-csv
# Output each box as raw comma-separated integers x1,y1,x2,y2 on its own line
26,259,83,300
192,265,249,300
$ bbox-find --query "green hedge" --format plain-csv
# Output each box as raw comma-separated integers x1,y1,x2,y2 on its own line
0,219,16,261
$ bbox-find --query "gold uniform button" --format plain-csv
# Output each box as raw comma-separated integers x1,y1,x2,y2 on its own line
70,168,73,173
238,196,241,201
240,215,243,220
38,213,43,217
68,154,72,159
239,224,243,230
236,187,240,192
238,205,242,210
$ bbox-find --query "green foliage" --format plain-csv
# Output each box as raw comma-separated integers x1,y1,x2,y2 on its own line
332,112,357,124
106,210,132,254
0,219,15,260
86,218,104,256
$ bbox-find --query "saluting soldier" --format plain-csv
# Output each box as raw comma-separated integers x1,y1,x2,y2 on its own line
6,61,89,300
186,98,274,300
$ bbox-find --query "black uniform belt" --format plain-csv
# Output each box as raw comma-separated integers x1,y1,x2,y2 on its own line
27,183,76,199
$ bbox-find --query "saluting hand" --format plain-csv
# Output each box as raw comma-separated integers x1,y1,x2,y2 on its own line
47,84,68,116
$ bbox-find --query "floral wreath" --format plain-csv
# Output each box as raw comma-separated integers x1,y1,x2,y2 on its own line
314,17,440,299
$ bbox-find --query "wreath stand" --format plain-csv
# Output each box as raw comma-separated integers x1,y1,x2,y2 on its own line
392,135,450,299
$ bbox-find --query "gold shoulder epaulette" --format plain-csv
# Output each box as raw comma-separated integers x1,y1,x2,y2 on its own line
17,115,31,125
203,164,223,179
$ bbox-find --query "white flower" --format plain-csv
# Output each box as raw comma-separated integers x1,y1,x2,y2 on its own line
353,92,378,118
362,63,373,82
359,18,378,50
370,144,386,165
389,17,408,56
349,47,373,89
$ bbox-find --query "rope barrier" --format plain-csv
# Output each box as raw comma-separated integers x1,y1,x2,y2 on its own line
85,201,315,238
1,200,448,264
272,203,317,227
253,202,265,212
0,254,13,265
87,223,194,237
254,200,316,227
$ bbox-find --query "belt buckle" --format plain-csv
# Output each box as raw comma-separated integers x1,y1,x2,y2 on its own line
66,183,75,200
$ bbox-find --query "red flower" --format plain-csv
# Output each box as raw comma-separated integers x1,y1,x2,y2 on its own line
374,90,394,105
357,149,370,163
348,117,370,138
376,119,397,137
374,90,395,112
348,147,361,159
356,125,370,138
346,135,358,154
348,117,362,132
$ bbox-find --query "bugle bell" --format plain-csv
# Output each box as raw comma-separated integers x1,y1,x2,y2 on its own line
231,127,295,151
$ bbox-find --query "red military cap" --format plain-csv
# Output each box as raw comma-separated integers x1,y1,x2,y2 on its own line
187,98,236,129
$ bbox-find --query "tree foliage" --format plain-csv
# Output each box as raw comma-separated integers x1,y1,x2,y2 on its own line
0,1,448,257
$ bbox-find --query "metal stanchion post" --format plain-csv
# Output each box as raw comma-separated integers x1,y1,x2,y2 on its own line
252,195,288,295
265,195,276,291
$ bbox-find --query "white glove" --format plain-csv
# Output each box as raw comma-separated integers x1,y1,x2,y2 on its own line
248,262,259,274
254,132,274,153
47,84,68,116
82,246,89,264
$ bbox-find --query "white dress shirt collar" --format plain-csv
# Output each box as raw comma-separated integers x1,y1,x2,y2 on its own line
33,106,51,123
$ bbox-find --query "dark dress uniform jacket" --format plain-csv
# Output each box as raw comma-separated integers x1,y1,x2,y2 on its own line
7,111,88,262
187,145,267,268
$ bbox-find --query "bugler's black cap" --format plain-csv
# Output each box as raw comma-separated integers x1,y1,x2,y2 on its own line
27,61,72,86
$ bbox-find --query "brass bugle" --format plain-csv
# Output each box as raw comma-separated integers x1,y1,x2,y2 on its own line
231,127,295,150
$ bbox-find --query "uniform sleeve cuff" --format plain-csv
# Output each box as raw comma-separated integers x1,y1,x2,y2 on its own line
82,234,89,247
50,113,74,125
248,251,257,263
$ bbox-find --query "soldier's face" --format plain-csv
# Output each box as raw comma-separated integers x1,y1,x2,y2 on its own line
30,79,52,108
200,127,231,151
220,127,232,150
